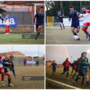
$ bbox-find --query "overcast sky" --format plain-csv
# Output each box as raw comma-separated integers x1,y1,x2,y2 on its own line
46,45,90,64
0,45,45,57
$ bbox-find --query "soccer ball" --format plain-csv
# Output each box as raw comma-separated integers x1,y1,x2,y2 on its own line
73,36,79,40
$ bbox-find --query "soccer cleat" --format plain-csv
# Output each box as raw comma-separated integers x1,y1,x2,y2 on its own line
8,84,14,87
86,33,89,39
88,37,90,41
67,77,69,79
35,37,37,40
1,83,5,86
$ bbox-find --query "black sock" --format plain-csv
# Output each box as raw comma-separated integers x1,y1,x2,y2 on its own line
82,77,85,84
36,32,40,38
86,80,89,87
52,73,54,76
8,79,11,85
67,72,68,78
75,75,79,82
73,32,77,36
72,73,76,78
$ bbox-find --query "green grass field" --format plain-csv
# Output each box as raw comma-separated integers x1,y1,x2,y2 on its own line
0,33,44,44
46,26,90,44
46,67,90,89
0,65,44,89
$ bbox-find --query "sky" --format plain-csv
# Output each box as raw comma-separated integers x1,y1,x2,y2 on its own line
0,45,45,57
46,45,90,64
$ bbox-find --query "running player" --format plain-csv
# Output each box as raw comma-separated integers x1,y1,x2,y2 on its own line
69,5,80,40
57,11,65,30
0,55,5,86
4,14,10,34
50,60,57,76
61,58,72,79
73,52,90,88
72,58,80,79
34,7,44,40
2,55,16,87
79,6,90,41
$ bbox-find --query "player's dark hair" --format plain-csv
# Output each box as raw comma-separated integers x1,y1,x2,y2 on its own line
82,6,86,8
10,55,14,58
40,7,43,9
66,58,68,60
81,52,87,56
69,5,74,8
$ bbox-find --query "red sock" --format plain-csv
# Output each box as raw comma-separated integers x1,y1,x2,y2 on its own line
89,34,90,37
8,28,9,33
83,28,88,34
1,73,5,81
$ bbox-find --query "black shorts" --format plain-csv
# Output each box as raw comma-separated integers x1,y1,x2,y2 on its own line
52,68,56,71
36,24,43,29
4,68,9,74
71,22,80,29
64,67,69,71
79,72,87,77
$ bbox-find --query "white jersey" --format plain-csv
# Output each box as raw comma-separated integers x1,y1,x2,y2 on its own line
80,10,90,23
5,17,10,26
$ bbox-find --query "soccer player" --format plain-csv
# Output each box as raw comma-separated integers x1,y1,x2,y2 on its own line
71,60,76,76
4,14,10,34
79,6,90,41
72,58,80,79
50,60,57,76
73,52,90,88
69,5,80,40
61,58,72,79
2,55,16,87
0,55,5,86
57,11,65,30
24,58,27,66
34,7,44,40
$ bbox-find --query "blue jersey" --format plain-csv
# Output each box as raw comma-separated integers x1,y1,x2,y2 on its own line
34,12,44,25
51,63,57,69
69,10,79,24
57,13,63,21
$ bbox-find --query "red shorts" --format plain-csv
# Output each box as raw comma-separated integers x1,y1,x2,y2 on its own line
0,67,4,73
6,25,10,28
83,22,90,27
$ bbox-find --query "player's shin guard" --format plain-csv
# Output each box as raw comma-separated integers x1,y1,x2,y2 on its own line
83,28,88,34
67,72,68,78
8,79,11,85
1,73,5,82
73,32,77,36
86,80,89,87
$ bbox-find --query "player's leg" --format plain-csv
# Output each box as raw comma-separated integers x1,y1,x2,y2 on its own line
5,69,13,87
72,72,77,79
1,68,5,86
62,20,65,29
5,26,8,34
71,67,74,75
35,25,41,40
82,22,89,40
85,74,89,88
66,68,69,79
61,67,65,75
59,22,62,30
7,25,10,34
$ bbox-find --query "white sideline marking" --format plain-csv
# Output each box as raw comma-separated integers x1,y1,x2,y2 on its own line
46,78,80,89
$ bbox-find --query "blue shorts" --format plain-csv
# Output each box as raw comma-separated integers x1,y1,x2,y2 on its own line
52,68,56,71
71,22,80,29
59,19,63,23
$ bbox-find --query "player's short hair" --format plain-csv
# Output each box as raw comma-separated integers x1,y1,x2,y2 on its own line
81,52,87,56
10,55,14,58
69,5,74,8
66,58,69,60
40,7,44,9
82,6,86,8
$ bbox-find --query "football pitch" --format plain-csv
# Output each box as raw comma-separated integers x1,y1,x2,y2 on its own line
46,26,90,44
0,33,44,44
46,67,90,89
0,65,44,89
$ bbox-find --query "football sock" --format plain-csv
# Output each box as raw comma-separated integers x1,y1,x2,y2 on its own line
36,32,40,38
67,72,68,78
83,28,88,34
60,24,62,29
75,75,79,82
72,73,76,78
1,73,5,82
86,80,89,86
8,79,11,84
82,76,85,84
63,24,65,28
73,32,77,36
